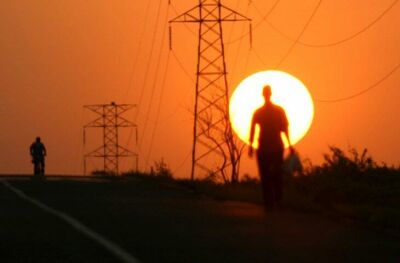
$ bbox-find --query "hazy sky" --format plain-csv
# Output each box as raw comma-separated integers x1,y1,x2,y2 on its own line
1,0,399,177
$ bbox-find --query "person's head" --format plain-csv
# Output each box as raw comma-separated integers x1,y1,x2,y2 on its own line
262,85,272,102
36,137,41,143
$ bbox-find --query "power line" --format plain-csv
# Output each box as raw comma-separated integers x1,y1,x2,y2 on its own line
252,47,268,66
315,61,400,103
123,0,164,171
256,0,399,48
253,0,400,103
120,1,153,169
139,5,170,142
144,50,171,169
135,0,165,119
171,49,196,84
227,2,251,86
169,2,197,37
123,0,154,100
225,0,246,44
140,4,170,163
172,151,191,175
225,0,280,45
275,0,323,68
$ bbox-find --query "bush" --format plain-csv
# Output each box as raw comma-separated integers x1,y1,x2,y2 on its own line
286,146,400,229
152,158,173,178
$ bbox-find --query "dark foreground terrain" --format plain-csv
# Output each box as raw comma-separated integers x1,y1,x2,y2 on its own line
1,176,399,263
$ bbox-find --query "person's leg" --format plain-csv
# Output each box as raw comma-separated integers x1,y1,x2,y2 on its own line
40,159,45,175
33,162,38,175
33,158,39,175
270,152,284,205
257,153,274,209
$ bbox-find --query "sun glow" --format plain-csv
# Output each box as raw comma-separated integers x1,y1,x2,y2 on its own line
229,70,314,148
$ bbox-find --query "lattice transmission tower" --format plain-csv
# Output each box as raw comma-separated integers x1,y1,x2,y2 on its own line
169,0,251,181
83,102,138,175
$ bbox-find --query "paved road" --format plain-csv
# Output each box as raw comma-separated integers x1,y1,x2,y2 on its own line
0,179,118,262
1,177,400,262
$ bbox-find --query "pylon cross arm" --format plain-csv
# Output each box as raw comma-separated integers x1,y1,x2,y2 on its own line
169,2,251,23
169,5,201,23
116,117,137,127
116,104,136,114
219,4,251,22
84,116,105,128
83,105,104,116
84,145,106,158
116,145,137,157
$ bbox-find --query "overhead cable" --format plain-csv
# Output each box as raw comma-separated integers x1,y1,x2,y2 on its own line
256,0,399,48
124,0,164,164
171,50,196,84
135,0,164,119
315,61,400,103
225,0,280,45
144,51,171,169
139,1,170,150
123,0,153,99
275,0,323,68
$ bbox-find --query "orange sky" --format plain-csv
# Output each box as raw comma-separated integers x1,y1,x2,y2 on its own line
1,0,399,177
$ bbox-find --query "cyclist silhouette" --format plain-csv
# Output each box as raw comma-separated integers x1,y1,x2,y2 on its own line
30,137,47,176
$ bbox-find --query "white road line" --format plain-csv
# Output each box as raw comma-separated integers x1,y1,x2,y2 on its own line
2,180,142,263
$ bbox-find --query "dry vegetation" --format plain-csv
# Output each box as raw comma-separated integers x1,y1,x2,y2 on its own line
119,146,400,231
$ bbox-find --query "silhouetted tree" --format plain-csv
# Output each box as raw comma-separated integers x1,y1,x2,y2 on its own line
199,98,245,183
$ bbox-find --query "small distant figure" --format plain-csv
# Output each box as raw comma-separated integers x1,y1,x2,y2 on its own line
30,137,47,177
249,85,293,210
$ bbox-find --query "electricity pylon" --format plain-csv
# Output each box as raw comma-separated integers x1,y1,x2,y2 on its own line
169,0,251,181
83,102,138,175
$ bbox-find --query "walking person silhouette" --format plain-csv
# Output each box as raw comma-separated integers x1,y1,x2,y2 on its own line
30,137,47,177
248,85,293,210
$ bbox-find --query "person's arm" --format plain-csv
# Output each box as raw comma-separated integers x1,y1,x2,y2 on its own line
284,127,294,152
29,144,33,156
248,114,257,157
282,111,294,153
42,144,47,157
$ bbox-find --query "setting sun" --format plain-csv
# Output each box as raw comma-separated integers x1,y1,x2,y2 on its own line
229,70,314,148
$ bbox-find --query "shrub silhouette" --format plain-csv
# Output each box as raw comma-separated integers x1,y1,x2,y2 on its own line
152,158,173,178
285,146,400,229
